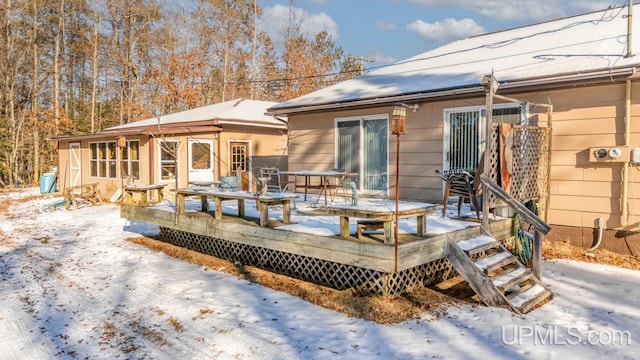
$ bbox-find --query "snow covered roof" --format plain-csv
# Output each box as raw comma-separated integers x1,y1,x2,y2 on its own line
107,98,286,131
269,5,640,114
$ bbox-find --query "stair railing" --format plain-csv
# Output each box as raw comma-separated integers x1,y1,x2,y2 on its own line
479,174,551,280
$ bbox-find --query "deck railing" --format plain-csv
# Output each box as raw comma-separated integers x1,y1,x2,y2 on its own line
480,174,551,280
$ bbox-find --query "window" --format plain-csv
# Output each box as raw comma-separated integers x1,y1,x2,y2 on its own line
335,115,388,194
89,141,117,179
123,140,140,180
443,103,527,172
159,140,178,181
230,142,249,174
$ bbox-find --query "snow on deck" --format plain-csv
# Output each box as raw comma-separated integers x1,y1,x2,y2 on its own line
457,234,497,252
474,251,513,272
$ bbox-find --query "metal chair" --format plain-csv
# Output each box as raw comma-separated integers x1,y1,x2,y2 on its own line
259,167,293,193
436,169,481,220
329,168,349,202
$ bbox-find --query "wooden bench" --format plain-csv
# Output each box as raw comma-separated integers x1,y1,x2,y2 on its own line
123,184,165,206
323,203,438,244
64,183,102,210
176,188,298,227
356,220,385,239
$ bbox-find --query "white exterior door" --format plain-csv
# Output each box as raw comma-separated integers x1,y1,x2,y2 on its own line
188,139,214,182
69,142,81,187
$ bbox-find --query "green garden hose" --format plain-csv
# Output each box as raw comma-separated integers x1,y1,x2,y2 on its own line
513,212,533,264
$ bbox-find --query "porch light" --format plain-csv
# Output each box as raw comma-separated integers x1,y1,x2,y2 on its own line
117,135,127,148
481,74,499,94
391,103,407,135
390,102,408,272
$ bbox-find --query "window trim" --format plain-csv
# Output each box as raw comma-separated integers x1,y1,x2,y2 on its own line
123,140,140,180
333,114,390,195
158,139,179,183
442,102,528,172
89,141,118,179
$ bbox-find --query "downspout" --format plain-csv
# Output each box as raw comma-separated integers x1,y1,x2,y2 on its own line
622,73,634,226
627,0,634,59
622,0,634,225
216,132,222,180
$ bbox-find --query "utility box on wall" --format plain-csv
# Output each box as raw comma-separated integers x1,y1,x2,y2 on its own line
589,146,629,163
632,148,640,165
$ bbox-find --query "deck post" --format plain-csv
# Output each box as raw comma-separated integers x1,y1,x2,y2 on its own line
200,195,208,212
176,193,185,214
237,199,245,218
214,198,223,220
258,201,268,226
416,214,426,237
533,231,542,280
339,216,350,238
282,200,291,224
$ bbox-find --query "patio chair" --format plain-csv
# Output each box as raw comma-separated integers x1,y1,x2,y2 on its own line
436,169,481,220
329,168,349,202
259,167,294,193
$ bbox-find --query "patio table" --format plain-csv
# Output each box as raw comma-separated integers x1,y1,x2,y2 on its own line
279,170,357,206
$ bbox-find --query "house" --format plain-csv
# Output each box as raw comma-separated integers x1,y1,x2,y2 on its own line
267,5,640,256
53,98,288,199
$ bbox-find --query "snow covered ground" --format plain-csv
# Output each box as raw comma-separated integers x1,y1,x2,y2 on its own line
1,188,639,359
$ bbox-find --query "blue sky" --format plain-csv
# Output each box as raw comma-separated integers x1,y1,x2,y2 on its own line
258,0,618,65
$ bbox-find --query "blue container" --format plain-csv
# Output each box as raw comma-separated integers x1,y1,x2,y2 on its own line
39,173,57,194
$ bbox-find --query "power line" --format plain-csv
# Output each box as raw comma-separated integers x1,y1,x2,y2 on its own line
105,4,630,92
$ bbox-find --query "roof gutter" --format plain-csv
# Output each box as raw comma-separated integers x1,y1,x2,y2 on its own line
267,67,637,116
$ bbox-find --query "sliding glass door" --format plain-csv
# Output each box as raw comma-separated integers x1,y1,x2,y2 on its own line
336,116,388,194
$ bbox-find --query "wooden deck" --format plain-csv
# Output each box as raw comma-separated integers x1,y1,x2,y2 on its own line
121,204,512,274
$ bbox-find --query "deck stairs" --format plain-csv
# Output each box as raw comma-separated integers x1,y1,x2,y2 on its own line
445,234,552,314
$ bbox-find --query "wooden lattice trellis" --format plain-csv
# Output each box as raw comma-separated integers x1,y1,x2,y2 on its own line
157,227,469,297
486,125,551,207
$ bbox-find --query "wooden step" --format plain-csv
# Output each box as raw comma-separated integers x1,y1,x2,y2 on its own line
491,266,532,292
505,278,535,299
509,284,552,313
457,235,500,256
473,251,515,274
446,236,552,314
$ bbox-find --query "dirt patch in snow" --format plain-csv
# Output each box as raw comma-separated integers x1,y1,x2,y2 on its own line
128,236,640,324
543,239,640,270
128,236,474,324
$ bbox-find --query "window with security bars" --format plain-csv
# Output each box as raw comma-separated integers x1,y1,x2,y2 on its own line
445,104,526,172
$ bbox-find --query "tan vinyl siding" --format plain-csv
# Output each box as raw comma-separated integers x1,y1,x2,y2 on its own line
55,129,286,199
527,83,633,228
288,81,640,231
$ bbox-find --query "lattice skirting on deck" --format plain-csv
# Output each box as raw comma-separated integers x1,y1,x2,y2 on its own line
157,227,460,297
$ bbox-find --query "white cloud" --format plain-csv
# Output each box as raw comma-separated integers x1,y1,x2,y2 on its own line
261,5,339,48
406,18,485,43
568,1,620,13
370,52,396,65
375,20,396,31
304,12,339,39
406,0,615,22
